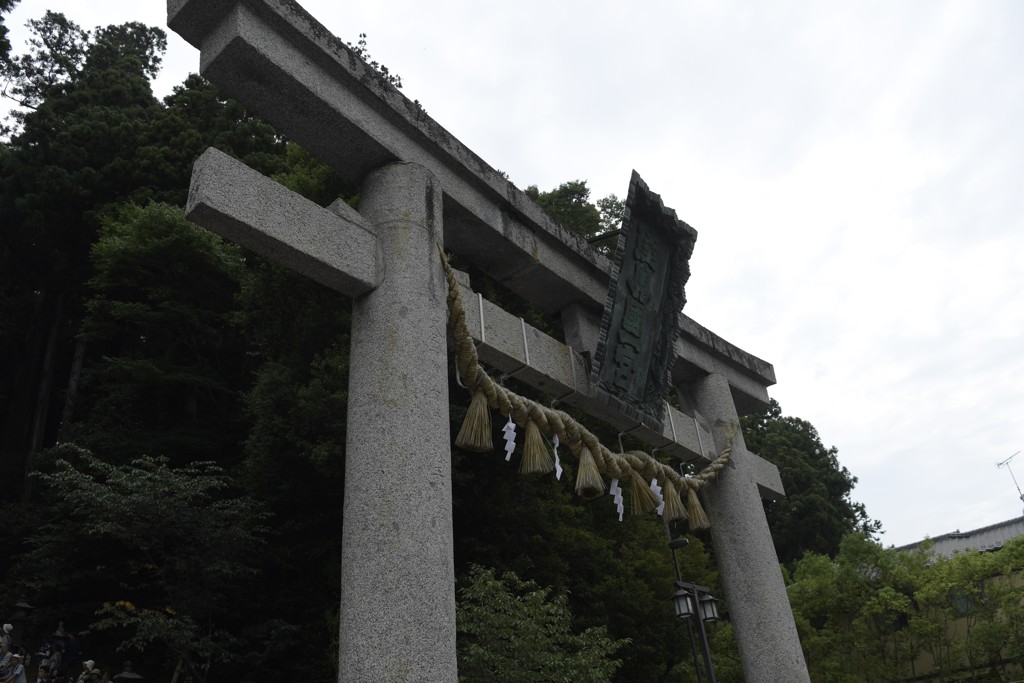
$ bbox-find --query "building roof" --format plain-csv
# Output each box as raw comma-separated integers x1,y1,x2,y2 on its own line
896,516,1024,559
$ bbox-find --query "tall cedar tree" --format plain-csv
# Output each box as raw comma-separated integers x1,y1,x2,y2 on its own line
0,0,19,69
0,13,285,498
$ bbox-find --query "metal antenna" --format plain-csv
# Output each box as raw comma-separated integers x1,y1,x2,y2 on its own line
996,451,1024,512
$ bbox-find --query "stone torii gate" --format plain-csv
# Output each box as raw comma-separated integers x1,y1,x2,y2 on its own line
168,1,810,681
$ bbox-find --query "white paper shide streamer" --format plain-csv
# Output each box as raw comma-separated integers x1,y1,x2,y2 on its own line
553,434,563,480
502,416,516,462
650,477,665,517
610,479,624,522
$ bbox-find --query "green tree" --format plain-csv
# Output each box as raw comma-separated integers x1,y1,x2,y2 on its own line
147,73,288,208
913,537,1024,680
0,12,169,493
457,564,626,682
67,202,250,465
0,15,287,497
743,400,880,565
526,180,606,239
1,16,354,680
0,0,19,70
0,13,163,287
597,193,625,233
1,9,88,110
88,21,165,81
235,264,352,681
21,444,269,681
785,533,1024,681
787,534,930,681
271,142,352,206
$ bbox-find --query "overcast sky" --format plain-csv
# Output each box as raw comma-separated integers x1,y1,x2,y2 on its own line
7,0,1024,548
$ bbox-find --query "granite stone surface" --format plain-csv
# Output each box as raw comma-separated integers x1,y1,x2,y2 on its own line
186,148,378,297
339,163,457,682
695,373,809,682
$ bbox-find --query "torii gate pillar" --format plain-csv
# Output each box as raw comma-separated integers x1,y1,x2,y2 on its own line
693,372,810,682
341,162,457,680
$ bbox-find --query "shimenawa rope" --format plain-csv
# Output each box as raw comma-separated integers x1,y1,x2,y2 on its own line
440,249,731,527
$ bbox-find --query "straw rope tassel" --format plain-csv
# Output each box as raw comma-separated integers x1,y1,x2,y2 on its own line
686,485,710,529
662,479,688,523
455,387,492,452
575,443,605,499
628,468,661,515
521,418,555,475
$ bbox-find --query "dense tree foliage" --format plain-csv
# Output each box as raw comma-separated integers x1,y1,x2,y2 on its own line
743,400,882,565
0,14,297,678
0,13,286,499
457,565,625,682
0,0,19,70
25,445,268,682
526,180,623,240
788,533,1024,681
69,203,251,465
3,9,85,110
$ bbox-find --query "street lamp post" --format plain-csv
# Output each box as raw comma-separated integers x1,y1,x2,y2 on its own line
669,538,718,683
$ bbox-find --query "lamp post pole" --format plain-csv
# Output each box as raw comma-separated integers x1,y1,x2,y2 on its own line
681,588,703,680
670,539,718,683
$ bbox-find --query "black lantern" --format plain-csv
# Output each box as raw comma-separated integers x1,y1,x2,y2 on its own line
699,593,720,622
669,538,719,683
673,587,696,619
